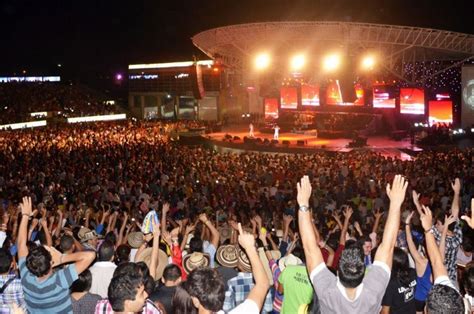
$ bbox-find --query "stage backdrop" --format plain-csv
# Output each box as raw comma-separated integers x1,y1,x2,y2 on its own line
301,84,320,106
264,98,279,119
462,65,474,127
373,85,396,108
428,100,452,126
400,88,425,115
280,86,298,109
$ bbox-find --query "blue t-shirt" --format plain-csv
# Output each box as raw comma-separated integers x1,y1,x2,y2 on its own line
19,257,78,313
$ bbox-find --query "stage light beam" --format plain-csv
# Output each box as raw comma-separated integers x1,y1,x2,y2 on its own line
255,53,270,70
361,55,376,70
290,54,306,71
323,54,340,72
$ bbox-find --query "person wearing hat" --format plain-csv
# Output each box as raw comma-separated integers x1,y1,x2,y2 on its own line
78,227,99,251
215,245,239,290
223,228,274,313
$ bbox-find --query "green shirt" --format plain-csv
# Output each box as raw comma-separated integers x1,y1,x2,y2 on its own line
278,265,314,314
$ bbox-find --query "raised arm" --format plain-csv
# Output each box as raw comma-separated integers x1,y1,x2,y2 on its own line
461,198,474,229
116,212,129,247
405,211,426,265
412,190,423,216
450,178,460,218
419,205,448,279
17,197,33,258
439,214,456,260
372,208,383,234
161,203,169,235
199,213,220,248
297,176,324,273
149,220,161,280
374,175,408,269
238,223,270,310
46,246,96,275
40,218,53,247
54,209,64,239
339,207,353,245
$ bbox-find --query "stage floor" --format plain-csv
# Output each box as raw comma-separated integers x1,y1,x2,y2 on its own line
206,127,422,160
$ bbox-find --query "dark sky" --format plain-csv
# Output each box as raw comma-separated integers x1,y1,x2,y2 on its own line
1,0,472,77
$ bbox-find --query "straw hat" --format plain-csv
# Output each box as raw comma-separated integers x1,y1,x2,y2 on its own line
78,227,99,243
278,253,303,272
237,248,252,273
135,248,168,280
216,245,238,268
183,252,211,274
218,226,232,243
127,232,144,248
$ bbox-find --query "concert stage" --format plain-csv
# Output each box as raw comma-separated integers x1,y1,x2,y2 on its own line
198,127,423,160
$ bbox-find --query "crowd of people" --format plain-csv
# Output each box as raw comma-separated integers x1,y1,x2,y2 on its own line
0,83,116,124
0,120,473,313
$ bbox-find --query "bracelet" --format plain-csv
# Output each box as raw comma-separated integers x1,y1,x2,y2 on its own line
22,214,30,218
424,228,432,234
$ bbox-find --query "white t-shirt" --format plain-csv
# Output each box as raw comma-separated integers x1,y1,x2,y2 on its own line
89,261,117,298
217,299,259,314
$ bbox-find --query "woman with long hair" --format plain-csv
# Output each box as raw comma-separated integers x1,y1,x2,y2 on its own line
381,247,417,313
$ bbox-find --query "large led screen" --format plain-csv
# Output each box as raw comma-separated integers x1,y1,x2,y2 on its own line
428,101,453,126
264,98,279,119
301,84,320,106
462,66,474,127
354,83,364,106
326,80,343,105
280,86,298,109
400,88,425,115
373,85,396,108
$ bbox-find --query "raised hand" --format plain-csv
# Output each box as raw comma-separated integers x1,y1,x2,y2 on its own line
254,215,262,227
283,214,293,225
162,202,170,215
44,245,62,267
237,223,255,251
198,213,208,223
343,206,353,219
420,205,433,232
405,211,415,225
151,220,161,238
374,208,383,219
461,199,474,229
297,175,312,207
443,214,456,230
20,196,32,216
185,223,196,235
412,190,421,206
451,178,461,194
386,175,408,208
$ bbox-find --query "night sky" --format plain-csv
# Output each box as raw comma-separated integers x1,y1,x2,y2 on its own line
1,0,472,78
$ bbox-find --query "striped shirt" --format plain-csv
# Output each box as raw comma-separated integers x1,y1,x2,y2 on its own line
19,257,78,313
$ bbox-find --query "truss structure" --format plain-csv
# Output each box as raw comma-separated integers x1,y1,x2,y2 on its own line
192,22,474,84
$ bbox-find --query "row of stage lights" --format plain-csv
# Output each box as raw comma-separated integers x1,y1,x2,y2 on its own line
254,53,377,72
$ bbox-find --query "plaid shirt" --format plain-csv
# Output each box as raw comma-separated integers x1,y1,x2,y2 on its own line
432,221,463,282
94,299,162,314
0,274,27,314
223,272,273,313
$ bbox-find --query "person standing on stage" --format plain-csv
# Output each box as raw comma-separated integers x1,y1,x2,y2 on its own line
249,123,255,138
273,124,280,140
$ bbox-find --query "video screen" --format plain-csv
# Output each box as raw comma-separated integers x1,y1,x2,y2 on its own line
373,85,396,108
428,100,453,126
280,86,298,109
354,83,364,106
326,80,343,105
400,88,425,114
264,98,279,119
301,84,320,106
462,66,474,127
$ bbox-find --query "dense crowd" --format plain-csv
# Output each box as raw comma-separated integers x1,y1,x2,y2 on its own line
0,83,115,124
0,121,473,313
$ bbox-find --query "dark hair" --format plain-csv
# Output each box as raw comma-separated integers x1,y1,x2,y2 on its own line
115,244,130,265
70,269,93,293
427,284,465,314
172,284,198,314
338,246,365,288
463,266,474,297
26,246,52,277
292,246,306,264
184,268,225,312
163,264,182,283
0,248,12,273
392,247,413,287
104,231,117,246
114,262,141,278
60,234,75,252
108,273,145,312
98,240,115,262
189,237,203,254
144,275,155,295
435,211,455,232
462,236,473,253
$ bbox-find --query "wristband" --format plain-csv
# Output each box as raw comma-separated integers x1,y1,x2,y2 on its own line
22,214,30,218
424,228,432,234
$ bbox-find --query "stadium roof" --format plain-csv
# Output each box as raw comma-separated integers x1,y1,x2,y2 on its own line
192,21,474,82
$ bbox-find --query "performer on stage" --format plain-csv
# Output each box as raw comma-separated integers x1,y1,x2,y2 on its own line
249,123,255,138
273,124,280,140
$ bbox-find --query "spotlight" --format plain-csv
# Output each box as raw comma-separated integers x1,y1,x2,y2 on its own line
361,55,376,70
290,54,306,71
323,54,340,71
255,53,270,70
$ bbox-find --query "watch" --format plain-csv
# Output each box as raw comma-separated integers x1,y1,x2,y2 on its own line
299,205,310,212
